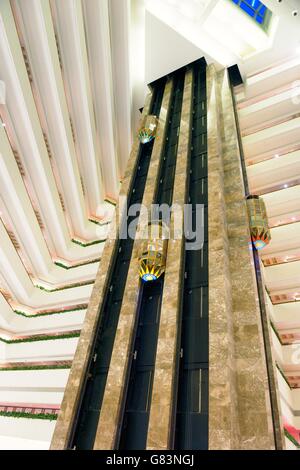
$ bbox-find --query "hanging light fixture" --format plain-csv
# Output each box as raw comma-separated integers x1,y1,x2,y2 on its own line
138,115,158,144
247,195,271,250
138,221,168,281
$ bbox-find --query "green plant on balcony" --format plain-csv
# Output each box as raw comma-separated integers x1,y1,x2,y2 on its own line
0,411,57,421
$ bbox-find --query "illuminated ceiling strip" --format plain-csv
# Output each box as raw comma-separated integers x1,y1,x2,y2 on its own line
0,125,105,287
81,0,120,200
0,3,109,263
49,0,106,216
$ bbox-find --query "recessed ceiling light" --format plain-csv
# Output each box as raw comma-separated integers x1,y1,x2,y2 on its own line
284,184,288,188
274,154,279,158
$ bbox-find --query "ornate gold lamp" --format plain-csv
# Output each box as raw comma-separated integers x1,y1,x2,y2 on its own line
138,221,168,282
138,115,158,144
247,195,271,250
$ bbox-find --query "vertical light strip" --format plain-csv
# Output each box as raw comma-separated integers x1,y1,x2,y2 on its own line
199,369,202,414
200,288,203,318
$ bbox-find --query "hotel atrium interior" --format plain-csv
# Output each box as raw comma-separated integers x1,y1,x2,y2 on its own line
0,0,300,451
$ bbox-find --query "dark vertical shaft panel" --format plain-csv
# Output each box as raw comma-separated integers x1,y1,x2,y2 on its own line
175,61,208,450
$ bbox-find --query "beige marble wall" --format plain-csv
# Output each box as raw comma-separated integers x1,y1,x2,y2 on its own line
217,70,284,449
208,64,276,449
50,92,153,450
93,79,174,450
207,64,240,450
146,69,193,450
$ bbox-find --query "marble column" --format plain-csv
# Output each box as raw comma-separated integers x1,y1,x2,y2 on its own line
93,79,173,450
207,64,276,449
50,92,153,450
146,69,193,450
217,69,277,450
207,64,239,450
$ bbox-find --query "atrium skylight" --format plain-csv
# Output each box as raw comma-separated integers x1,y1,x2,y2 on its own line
231,0,272,30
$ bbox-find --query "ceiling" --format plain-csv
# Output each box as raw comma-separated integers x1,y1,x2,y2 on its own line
144,0,300,83
0,0,140,327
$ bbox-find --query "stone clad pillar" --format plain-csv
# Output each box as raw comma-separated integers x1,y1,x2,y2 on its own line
50,91,153,450
93,79,173,450
146,69,193,450
207,64,239,450
207,64,276,449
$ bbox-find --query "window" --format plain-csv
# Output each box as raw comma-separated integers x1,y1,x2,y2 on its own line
231,0,272,31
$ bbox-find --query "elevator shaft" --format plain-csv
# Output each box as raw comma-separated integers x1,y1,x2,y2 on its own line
69,80,165,450
175,63,208,450
119,71,185,450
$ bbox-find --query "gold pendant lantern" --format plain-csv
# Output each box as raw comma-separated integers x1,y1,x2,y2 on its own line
138,115,158,144
247,195,271,250
138,221,168,282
